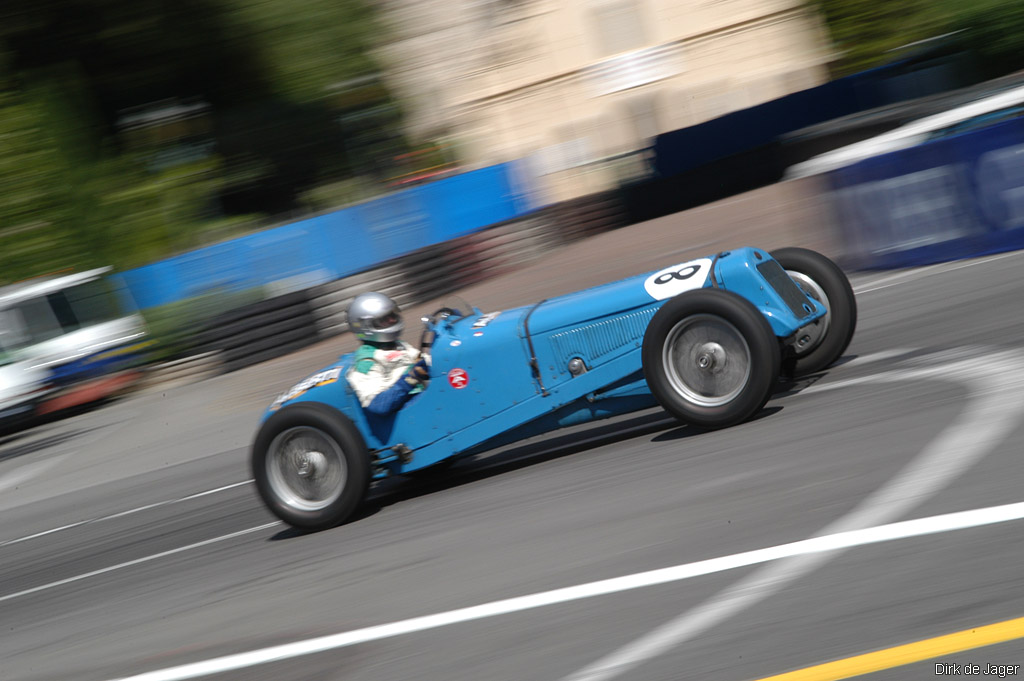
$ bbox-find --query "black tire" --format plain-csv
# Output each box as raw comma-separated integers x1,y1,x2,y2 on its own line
252,402,370,531
770,247,857,376
642,289,780,429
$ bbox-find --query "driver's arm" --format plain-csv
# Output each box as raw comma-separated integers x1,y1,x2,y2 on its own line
361,357,430,416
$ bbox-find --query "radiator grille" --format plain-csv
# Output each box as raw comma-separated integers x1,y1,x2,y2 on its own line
757,260,812,319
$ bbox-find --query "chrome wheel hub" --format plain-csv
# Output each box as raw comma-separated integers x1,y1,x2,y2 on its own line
295,450,328,478
695,341,725,370
664,315,752,408
267,426,347,512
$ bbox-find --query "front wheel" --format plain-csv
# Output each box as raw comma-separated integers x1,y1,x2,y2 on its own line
252,403,370,530
642,289,780,429
771,247,857,376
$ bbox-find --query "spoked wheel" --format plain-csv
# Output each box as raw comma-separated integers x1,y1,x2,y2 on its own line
771,247,857,376
643,289,780,429
252,403,369,531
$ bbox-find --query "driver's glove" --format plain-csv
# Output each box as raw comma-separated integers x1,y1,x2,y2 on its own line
404,358,431,387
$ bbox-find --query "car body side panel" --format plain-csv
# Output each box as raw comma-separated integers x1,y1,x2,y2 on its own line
394,346,654,471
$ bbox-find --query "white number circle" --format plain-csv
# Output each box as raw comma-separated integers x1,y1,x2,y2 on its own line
643,258,712,300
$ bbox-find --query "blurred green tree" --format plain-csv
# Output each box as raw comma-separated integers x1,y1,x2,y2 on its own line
811,0,1024,79
0,88,81,281
944,0,1024,79
0,0,406,283
808,0,949,76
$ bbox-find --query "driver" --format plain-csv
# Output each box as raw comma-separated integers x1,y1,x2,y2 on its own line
346,292,430,416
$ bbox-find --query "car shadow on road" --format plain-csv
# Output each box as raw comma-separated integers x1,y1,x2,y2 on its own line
650,405,782,442
772,352,860,398
0,425,105,464
357,404,783,521
773,372,828,398
341,411,674,519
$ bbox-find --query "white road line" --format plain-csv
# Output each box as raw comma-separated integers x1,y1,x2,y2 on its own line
853,250,1024,294
560,347,1024,681
102,481,256,522
0,480,254,548
851,263,945,293
180,481,253,501
0,522,279,604
105,500,1024,681
835,348,915,369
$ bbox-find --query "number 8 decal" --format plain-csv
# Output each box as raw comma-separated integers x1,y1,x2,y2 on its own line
644,258,712,300
653,265,701,285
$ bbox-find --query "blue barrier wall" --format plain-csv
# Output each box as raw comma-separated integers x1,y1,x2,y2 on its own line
117,162,535,308
652,52,967,179
827,117,1024,269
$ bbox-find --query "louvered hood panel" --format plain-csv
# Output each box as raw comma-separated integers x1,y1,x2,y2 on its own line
546,307,658,369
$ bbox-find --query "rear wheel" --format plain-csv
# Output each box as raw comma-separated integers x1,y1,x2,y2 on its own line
771,247,857,376
252,403,370,530
642,289,780,429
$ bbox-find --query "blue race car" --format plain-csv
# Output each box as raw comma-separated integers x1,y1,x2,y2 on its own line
252,247,856,530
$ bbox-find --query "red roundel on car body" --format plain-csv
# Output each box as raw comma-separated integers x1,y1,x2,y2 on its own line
448,368,469,389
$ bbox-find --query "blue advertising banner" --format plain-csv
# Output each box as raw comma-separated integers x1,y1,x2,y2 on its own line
120,162,536,309
827,116,1024,269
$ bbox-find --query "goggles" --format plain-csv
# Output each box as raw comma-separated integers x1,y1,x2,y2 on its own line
371,312,401,330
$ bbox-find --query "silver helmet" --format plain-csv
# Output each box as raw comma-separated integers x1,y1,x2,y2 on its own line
347,292,404,343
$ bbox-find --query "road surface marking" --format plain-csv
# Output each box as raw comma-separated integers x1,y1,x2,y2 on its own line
0,480,254,548
851,264,945,293
105,500,1024,681
560,347,1024,681
853,251,1023,294
0,409,137,512
0,522,279,604
0,453,73,494
835,348,914,369
752,616,1024,681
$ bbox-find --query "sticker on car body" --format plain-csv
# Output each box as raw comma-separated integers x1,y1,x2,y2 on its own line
472,311,502,328
447,368,469,389
270,367,342,411
643,258,713,300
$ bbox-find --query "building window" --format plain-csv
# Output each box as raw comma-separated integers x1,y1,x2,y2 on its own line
592,0,647,57
624,94,661,146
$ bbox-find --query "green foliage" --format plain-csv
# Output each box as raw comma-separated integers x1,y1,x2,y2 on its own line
812,0,1024,79
93,156,262,269
809,0,950,76
944,0,1024,78
223,0,383,102
298,176,383,212
0,84,255,283
0,0,406,284
0,89,85,281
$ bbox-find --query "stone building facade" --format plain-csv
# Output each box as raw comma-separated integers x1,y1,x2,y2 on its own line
379,0,833,201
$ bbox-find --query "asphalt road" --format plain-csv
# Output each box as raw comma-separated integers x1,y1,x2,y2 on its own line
3,250,1024,681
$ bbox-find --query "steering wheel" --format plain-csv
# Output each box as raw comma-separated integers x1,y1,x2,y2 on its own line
418,307,461,354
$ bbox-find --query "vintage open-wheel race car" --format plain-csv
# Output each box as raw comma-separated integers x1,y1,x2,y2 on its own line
252,246,856,530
